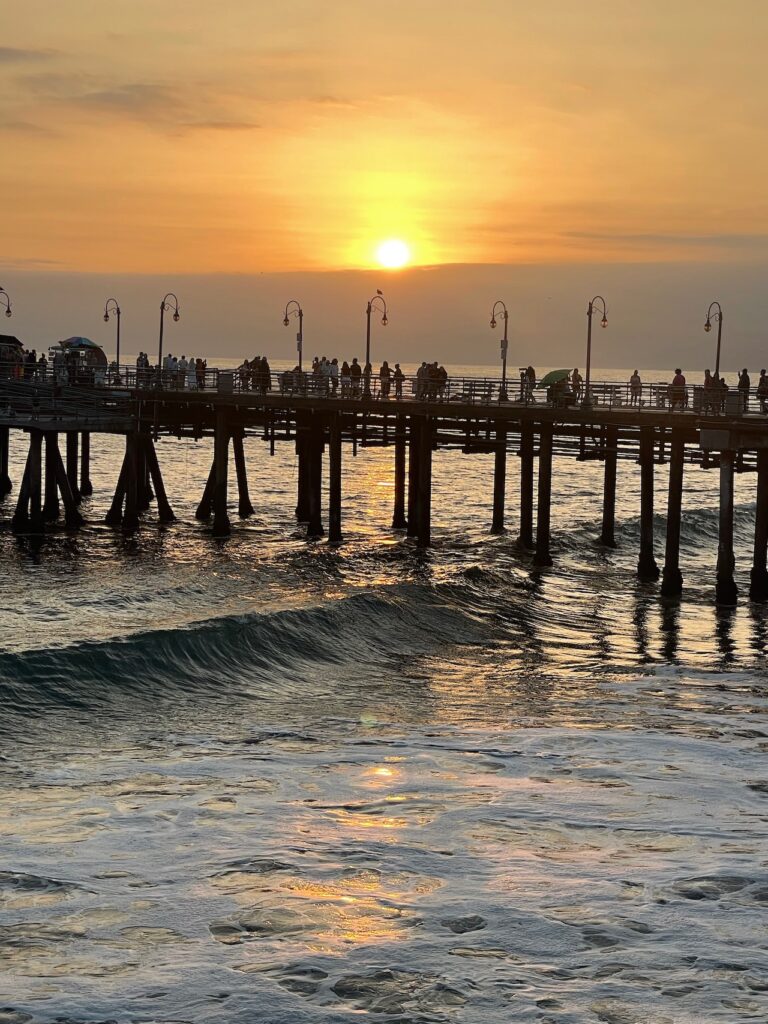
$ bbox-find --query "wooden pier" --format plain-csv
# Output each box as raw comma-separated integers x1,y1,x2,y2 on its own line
2,369,768,607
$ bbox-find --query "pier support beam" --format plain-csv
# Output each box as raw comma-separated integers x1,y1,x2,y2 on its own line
328,414,343,544
196,457,216,520
307,422,324,540
491,424,507,534
599,426,618,547
407,417,421,539
52,443,84,529
104,441,129,526
43,432,60,521
80,432,93,497
66,432,81,505
122,433,140,534
637,427,660,580
143,436,175,523
28,430,43,536
295,427,310,522
11,450,31,532
716,449,738,606
232,430,254,518
533,423,553,567
518,422,534,548
749,449,768,601
212,411,231,537
416,416,433,547
660,431,685,597
0,427,11,498
392,417,407,529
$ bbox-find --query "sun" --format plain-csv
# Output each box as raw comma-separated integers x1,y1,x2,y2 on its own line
375,239,411,269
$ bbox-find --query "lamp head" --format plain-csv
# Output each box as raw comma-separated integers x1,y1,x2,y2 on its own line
704,319,712,333
490,318,496,329
4,309,10,318
104,313,110,323
173,311,180,322
283,316,290,327
381,314,388,327
601,316,608,328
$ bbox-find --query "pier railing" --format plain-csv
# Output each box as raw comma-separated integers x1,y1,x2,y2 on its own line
0,362,763,416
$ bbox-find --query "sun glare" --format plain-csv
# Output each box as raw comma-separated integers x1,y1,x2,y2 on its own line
375,239,411,269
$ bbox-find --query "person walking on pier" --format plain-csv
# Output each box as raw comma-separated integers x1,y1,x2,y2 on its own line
571,368,583,402
393,362,404,399
350,357,361,397
670,368,686,411
261,355,272,394
758,370,768,414
629,370,641,406
738,368,751,412
340,360,351,397
379,360,391,399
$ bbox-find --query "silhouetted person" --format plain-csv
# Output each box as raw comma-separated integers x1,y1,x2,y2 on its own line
738,368,750,412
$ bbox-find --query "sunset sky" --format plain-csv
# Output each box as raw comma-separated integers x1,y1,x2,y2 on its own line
3,1,768,365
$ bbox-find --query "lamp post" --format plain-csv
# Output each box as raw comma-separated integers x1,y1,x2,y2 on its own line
0,287,11,318
704,301,723,379
365,290,388,367
158,292,180,374
582,295,608,409
103,297,121,369
283,300,303,371
490,300,509,401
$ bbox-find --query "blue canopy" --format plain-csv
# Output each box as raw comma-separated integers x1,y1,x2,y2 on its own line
60,336,103,349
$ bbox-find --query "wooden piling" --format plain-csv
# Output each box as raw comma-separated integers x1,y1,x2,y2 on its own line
232,430,254,518
43,432,61,521
295,426,310,522
749,448,768,602
196,457,216,520
66,432,81,504
80,431,93,497
328,414,343,544
143,436,175,523
11,449,31,532
660,431,685,597
28,430,43,535
518,421,534,548
392,417,407,529
52,443,84,528
637,427,660,580
212,410,231,537
122,433,140,533
716,449,738,605
136,434,151,512
407,416,421,538
533,423,553,566
0,426,11,498
491,424,507,534
104,444,129,526
599,425,617,547
417,416,433,547
307,422,324,540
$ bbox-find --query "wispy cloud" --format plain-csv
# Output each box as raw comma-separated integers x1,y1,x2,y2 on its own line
0,46,56,63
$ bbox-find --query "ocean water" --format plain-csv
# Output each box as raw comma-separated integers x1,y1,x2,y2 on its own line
0,365,766,1023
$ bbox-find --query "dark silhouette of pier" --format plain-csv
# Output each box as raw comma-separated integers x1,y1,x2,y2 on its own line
2,367,767,607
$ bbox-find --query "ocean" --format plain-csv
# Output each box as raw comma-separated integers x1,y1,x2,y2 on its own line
0,364,766,1023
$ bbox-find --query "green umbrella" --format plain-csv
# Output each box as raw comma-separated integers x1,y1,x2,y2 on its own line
536,369,571,389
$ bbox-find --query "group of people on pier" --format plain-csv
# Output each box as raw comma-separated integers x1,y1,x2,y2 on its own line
236,355,273,393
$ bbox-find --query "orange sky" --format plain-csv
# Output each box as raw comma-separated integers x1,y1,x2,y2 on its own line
3,1,768,274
